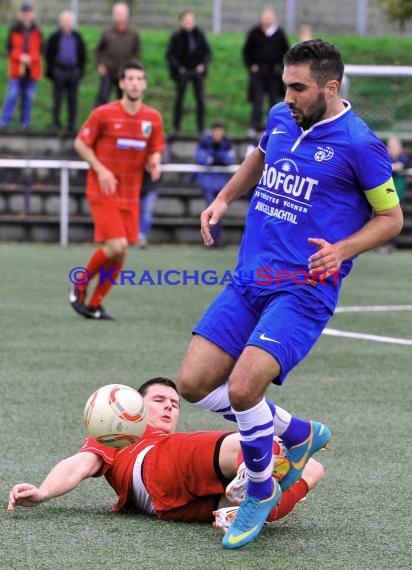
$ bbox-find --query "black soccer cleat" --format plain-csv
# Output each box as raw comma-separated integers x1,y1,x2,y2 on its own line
85,305,115,321
69,284,90,318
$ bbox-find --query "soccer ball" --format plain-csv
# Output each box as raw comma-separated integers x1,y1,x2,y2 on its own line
84,384,148,448
273,436,287,457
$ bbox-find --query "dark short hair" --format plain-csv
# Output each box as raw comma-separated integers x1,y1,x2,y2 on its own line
138,377,178,397
211,122,225,130
119,60,145,80
20,2,33,11
284,39,344,86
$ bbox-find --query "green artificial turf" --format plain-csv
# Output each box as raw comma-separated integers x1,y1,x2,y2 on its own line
1,244,411,569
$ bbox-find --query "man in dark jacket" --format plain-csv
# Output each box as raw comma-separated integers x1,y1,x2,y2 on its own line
193,123,235,246
45,10,87,134
243,8,289,134
94,2,141,107
0,2,43,129
166,11,211,135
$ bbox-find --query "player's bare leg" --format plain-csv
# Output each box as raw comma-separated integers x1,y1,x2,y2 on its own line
177,335,236,402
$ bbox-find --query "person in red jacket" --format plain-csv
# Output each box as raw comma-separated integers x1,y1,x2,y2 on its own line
1,3,43,129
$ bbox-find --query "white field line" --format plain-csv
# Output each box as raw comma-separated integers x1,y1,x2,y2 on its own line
335,305,412,313
323,328,412,346
324,305,412,345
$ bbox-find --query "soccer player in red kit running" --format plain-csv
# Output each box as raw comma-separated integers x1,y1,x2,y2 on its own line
8,378,324,535
70,61,165,320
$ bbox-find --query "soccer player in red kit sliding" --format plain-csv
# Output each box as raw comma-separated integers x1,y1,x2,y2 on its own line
8,378,325,536
69,61,165,320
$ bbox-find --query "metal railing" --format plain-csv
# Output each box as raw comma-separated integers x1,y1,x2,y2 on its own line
1,155,410,247
0,158,240,247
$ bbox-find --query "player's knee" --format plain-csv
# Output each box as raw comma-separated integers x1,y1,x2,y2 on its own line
105,238,128,259
228,381,259,411
176,371,202,403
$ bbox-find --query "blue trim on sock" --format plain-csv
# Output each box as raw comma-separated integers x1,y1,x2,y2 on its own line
247,477,274,500
239,419,274,437
281,417,310,448
216,405,232,414
223,413,236,422
266,399,276,417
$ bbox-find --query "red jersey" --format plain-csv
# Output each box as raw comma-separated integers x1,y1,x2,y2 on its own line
79,425,169,512
79,427,229,516
78,101,165,208
79,429,308,523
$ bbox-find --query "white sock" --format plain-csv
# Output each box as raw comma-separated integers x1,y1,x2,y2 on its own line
194,383,231,414
272,404,292,436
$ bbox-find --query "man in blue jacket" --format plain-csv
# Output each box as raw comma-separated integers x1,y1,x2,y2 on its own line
194,123,235,246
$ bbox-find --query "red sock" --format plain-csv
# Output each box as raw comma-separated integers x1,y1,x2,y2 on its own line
88,260,123,308
78,248,109,292
267,479,308,522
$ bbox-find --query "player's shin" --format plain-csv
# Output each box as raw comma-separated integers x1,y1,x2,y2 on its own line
234,399,275,499
194,385,311,450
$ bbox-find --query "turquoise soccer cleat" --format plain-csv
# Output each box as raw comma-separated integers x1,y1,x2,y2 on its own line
280,420,331,491
222,479,282,549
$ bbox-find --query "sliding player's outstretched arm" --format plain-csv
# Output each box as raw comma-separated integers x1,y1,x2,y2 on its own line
8,452,102,511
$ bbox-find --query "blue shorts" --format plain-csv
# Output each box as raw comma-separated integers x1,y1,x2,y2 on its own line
193,283,332,384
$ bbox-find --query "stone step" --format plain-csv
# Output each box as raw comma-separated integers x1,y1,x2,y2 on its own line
0,132,249,161
0,193,249,218
0,213,245,245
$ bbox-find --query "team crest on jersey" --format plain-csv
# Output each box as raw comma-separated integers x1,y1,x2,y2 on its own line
141,121,152,137
314,146,334,162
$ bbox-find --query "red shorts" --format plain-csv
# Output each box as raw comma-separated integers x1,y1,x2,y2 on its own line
88,198,139,244
142,431,231,521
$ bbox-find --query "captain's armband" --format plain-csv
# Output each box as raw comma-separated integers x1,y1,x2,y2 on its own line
364,178,399,212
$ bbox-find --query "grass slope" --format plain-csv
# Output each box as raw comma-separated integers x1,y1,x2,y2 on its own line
1,28,412,133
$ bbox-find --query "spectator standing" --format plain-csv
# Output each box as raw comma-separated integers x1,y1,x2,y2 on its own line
298,24,313,42
243,7,289,135
45,10,87,134
94,2,141,107
0,2,43,129
193,123,235,246
166,11,211,136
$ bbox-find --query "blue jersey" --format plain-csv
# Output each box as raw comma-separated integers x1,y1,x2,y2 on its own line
235,102,393,311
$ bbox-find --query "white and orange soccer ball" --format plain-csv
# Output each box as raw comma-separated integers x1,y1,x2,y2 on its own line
84,384,148,448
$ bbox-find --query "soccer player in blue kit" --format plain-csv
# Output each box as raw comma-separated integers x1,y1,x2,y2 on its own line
177,39,403,549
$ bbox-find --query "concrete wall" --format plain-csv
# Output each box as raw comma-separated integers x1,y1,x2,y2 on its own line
0,133,250,245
